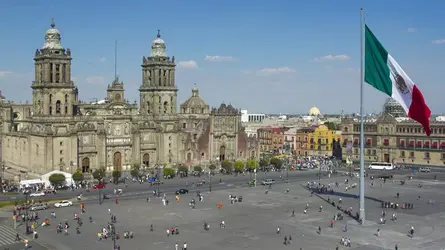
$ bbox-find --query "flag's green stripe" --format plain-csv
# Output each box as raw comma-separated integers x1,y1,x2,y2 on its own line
364,25,392,96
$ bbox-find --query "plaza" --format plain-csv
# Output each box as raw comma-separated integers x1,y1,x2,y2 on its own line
2,170,445,249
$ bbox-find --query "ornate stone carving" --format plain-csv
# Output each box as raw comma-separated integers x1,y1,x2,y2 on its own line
114,124,122,136
125,123,129,134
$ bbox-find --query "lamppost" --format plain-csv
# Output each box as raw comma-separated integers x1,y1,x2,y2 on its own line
208,171,212,193
24,190,32,234
99,186,103,205
110,222,118,250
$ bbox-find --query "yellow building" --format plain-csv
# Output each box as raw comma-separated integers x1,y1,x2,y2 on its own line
340,114,445,166
296,125,341,156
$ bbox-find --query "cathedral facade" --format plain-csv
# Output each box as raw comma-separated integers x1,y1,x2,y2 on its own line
0,21,259,180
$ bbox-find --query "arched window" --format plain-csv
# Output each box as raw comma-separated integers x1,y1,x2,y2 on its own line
56,100,61,114
49,94,53,103
147,102,151,114
65,94,68,103
49,106,52,115
65,106,68,114
164,101,168,114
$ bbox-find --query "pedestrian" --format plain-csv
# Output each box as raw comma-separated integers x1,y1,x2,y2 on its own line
276,227,280,235
376,228,380,237
175,243,178,250
15,233,20,241
395,244,398,250
284,236,287,245
288,235,292,244
183,242,187,250
166,229,170,237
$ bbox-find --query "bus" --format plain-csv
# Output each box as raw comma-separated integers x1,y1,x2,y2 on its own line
368,162,394,170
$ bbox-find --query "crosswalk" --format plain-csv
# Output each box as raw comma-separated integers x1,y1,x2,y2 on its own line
0,225,20,246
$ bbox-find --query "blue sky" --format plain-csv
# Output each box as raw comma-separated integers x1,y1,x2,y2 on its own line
0,0,444,114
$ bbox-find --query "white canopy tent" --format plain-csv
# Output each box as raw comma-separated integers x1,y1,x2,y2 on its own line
41,170,73,188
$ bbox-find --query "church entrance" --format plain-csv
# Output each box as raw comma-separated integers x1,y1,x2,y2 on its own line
142,153,150,167
113,152,122,172
219,146,226,161
187,152,192,162
82,157,90,173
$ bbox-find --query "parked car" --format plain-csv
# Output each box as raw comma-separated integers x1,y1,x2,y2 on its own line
92,183,106,189
29,192,45,197
175,188,189,195
30,204,48,211
261,179,275,185
419,167,431,173
54,200,73,208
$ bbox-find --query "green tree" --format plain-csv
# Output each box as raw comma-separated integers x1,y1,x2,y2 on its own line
221,160,233,174
163,167,175,177
270,157,283,169
259,158,269,171
193,166,203,173
234,160,244,173
209,164,216,170
49,173,66,188
177,166,188,173
246,159,258,172
72,169,84,184
112,170,122,183
130,166,140,179
92,167,106,183
324,122,338,131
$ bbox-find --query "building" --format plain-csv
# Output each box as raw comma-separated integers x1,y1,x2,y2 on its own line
257,127,289,153
0,21,260,180
295,124,341,157
240,110,266,123
283,127,297,154
340,113,445,166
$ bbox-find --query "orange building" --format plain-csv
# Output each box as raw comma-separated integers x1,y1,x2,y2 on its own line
258,127,288,153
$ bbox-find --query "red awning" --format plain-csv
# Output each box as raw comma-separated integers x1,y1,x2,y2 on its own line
409,141,415,145
367,139,371,144
400,140,405,145
440,142,445,148
417,141,422,146
424,141,430,146
432,142,438,147
354,139,359,143
383,139,389,144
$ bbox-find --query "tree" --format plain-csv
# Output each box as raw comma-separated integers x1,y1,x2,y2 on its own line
234,160,244,173
221,160,233,174
49,173,66,188
193,166,203,173
270,157,282,169
72,169,84,184
208,164,217,171
112,170,122,183
246,160,258,172
163,167,175,177
130,167,140,179
92,167,106,183
177,166,188,173
259,158,269,171
324,122,338,131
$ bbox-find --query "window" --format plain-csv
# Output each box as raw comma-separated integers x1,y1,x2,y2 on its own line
194,123,197,128
409,152,414,158
354,148,358,154
65,94,68,103
65,106,68,114
400,151,405,157
193,134,197,140
441,153,445,160
60,150,63,155
424,152,430,159
164,101,168,114
169,143,171,147
366,149,371,155
372,150,376,155
182,123,186,129
147,102,151,114
55,100,61,114
60,141,63,146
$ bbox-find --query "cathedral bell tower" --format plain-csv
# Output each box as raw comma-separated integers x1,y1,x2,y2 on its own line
139,30,178,116
32,18,77,117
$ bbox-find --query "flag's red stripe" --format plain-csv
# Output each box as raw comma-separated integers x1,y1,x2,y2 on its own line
408,85,432,136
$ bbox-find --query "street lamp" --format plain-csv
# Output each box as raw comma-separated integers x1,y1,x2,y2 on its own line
24,190,32,234
110,222,118,250
208,172,212,193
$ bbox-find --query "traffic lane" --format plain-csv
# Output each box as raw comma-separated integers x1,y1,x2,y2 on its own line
0,170,318,201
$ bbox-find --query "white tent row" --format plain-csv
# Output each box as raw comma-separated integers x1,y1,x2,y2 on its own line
41,170,74,188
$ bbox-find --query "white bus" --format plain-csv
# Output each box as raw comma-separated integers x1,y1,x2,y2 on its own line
368,162,394,170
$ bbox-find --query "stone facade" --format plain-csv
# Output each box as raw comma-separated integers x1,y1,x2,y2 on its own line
0,22,259,180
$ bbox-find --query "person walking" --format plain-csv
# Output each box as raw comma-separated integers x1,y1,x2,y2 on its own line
183,242,187,250
175,243,178,250
15,232,20,241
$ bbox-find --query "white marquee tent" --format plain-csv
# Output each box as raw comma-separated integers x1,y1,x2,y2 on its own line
41,170,73,187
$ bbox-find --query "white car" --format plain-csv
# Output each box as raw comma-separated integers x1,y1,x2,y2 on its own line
29,192,45,197
54,200,73,208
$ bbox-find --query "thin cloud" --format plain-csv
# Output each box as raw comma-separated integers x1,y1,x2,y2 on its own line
258,67,296,74
311,54,351,62
177,60,198,69
205,55,235,62
86,76,105,84
0,71,13,77
406,28,418,33
99,57,107,62
432,39,445,44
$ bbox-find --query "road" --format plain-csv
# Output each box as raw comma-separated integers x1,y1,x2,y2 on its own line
1,170,320,202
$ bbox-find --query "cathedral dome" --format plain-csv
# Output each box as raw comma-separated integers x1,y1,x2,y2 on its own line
308,105,321,116
383,98,406,117
42,18,63,50
181,87,208,108
151,30,166,57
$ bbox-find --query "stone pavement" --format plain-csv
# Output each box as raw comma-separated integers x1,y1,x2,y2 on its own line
1,171,445,249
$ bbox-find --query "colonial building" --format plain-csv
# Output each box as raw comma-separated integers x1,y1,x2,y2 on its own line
340,100,445,166
295,124,341,157
0,20,259,180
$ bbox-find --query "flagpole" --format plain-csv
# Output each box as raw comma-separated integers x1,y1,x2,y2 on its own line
359,8,366,223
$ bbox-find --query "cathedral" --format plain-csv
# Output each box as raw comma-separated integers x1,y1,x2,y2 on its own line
0,20,259,180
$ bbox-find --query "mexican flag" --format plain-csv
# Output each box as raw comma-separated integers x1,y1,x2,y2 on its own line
365,25,431,136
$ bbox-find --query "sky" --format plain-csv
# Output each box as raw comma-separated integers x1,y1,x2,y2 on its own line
0,0,444,115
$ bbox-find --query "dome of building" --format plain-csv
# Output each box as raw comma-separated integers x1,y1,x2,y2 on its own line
151,30,166,57
383,98,406,117
180,86,209,114
308,105,321,116
42,18,64,50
